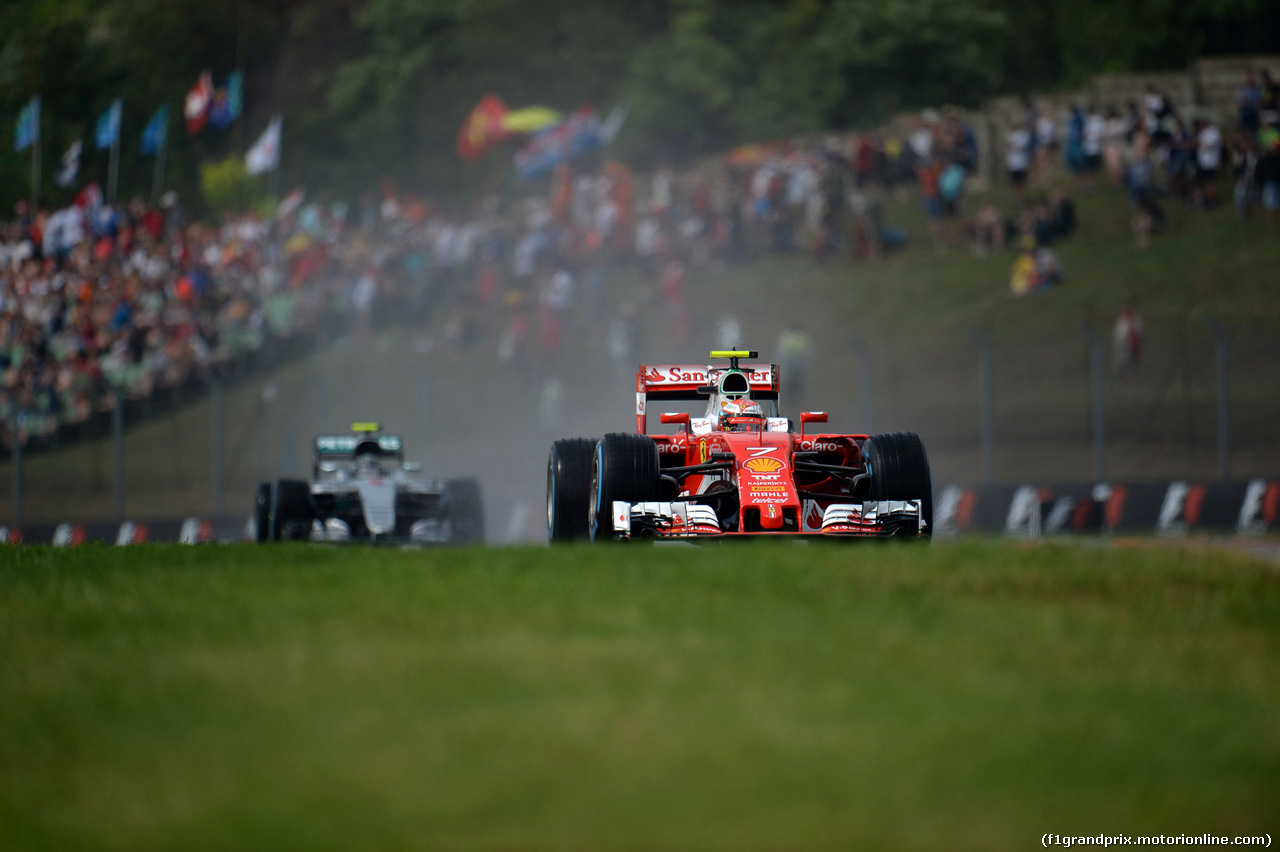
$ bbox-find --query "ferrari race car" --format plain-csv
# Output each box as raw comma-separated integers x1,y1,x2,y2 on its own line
547,351,931,542
254,423,485,544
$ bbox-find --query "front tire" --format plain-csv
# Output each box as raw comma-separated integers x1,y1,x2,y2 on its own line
863,431,933,538
588,433,661,542
270,479,314,541
548,437,597,542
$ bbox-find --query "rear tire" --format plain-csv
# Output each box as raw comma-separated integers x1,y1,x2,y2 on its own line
254,482,271,543
547,437,597,542
271,479,314,541
443,478,485,545
589,433,661,542
863,431,933,538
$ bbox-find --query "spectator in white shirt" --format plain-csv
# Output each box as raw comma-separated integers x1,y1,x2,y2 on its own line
1194,119,1223,208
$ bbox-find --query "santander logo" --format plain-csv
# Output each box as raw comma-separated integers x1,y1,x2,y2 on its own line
805,502,823,528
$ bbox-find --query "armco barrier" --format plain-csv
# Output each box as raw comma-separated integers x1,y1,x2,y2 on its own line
935,478,1280,539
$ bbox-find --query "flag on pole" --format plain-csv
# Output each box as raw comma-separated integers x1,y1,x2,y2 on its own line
209,71,243,131
514,107,604,179
14,96,40,152
456,95,511,161
141,104,169,155
600,104,628,144
95,99,123,150
276,187,306,219
185,71,214,135
501,106,562,134
55,140,82,188
245,115,282,175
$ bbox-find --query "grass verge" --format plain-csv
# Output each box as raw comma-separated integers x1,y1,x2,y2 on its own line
1,540,1277,849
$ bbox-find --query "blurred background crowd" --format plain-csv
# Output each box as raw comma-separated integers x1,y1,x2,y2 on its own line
2,64,1277,451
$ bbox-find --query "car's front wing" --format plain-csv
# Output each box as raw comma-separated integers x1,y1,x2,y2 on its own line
609,500,926,540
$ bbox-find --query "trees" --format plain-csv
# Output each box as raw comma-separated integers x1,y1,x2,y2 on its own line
1,0,1275,212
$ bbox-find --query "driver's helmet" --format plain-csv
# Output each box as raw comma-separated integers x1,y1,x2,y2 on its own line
718,398,766,432
354,439,384,476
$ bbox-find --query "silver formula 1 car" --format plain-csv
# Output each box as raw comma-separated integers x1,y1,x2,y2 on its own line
254,423,484,545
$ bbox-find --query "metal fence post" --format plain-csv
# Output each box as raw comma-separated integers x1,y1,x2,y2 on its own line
969,330,995,484
1205,317,1229,480
113,392,124,521
313,374,326,433
421,370,434,470
11,415,22,528
211,376,225,515
1080,324,1106,481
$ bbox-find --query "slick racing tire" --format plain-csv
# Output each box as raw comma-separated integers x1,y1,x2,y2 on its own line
254,482,271,543
269,479,314,541
589,433,661,542
863,431,933,538
443,478,485,545
547,437,597,542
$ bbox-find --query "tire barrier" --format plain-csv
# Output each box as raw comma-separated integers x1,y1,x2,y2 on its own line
935,478,1280,539
0,517,244,546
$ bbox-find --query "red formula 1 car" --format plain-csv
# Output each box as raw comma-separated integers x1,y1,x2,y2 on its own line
547,350,932,542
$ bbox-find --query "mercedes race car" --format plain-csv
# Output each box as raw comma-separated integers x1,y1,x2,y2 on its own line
547,351,931,542
254,423,484,544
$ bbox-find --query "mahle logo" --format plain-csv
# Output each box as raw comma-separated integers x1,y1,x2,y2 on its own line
744,457,783,473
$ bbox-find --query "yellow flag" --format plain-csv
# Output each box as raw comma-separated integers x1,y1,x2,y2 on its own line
502,107,562,133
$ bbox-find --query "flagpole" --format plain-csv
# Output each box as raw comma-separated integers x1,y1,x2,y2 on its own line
108,131,120,206
151,118,167,206
30,99,40,210
32,138,40,211
270,119,281,200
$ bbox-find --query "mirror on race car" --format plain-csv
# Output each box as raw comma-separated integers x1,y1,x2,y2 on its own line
660,412,691,429
800,411,828,438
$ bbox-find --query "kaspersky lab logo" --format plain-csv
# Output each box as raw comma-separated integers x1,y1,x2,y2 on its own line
744,457,783,473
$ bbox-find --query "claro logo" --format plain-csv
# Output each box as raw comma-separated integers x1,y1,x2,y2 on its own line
744,457,784,473
798,439,844,452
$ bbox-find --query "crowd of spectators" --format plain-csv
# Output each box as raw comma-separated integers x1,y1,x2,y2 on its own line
2,66,1273,448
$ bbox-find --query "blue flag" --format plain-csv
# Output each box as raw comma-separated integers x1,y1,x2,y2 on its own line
209,71,243,131
140,104,169,155
95,99,122,150
14,96,40,152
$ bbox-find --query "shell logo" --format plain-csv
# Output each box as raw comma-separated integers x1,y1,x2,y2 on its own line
744,457,783,473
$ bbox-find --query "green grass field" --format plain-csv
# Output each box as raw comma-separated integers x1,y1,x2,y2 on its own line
2,541,1277,850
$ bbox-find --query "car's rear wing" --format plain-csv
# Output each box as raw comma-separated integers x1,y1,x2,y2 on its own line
313,434,404,458
635,363,779,433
